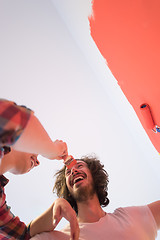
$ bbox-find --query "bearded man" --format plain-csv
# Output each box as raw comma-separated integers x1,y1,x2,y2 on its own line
31,156,159,240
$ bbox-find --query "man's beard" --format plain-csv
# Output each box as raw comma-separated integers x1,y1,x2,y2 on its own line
71,182,96,202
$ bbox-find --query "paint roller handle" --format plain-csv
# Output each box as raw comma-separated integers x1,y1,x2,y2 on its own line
140,104,155,130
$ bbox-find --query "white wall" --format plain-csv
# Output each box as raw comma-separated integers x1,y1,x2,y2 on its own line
0,0,160,238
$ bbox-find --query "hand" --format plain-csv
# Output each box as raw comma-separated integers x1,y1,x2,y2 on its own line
29,198,79,239
53,140,68,160
52,198,79,240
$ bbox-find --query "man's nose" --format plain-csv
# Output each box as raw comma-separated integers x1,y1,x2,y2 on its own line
71,166,78,175
35,158,40,167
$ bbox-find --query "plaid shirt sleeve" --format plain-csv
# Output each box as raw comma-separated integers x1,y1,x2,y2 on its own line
0,176,31,240
0,99,33,158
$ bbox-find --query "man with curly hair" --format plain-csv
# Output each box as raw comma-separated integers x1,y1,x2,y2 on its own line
32,156,159,240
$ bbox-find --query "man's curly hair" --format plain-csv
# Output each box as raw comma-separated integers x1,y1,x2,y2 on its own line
53,155,109,214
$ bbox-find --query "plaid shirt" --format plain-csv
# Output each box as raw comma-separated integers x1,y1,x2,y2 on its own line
0,99,32,158
0,99,33,239
0,176,30,239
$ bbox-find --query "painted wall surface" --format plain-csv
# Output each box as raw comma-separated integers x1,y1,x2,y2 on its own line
0,0,159,238
89,0,160,154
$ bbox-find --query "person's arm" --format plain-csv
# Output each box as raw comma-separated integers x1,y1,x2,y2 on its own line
148,200,160,230
29,198,79,240
0,99,67,160
13,114,68,160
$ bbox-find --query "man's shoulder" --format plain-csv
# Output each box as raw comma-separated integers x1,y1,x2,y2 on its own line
110,205,155,226
112,205,149,216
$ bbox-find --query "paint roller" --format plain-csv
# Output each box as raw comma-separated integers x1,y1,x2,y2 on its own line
63,155,77,169
140,104,160,132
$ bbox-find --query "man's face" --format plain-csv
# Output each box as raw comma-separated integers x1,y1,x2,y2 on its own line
65,160,95,202
8,149,40,174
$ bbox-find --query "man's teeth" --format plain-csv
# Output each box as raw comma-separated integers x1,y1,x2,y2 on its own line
73,176,84,184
